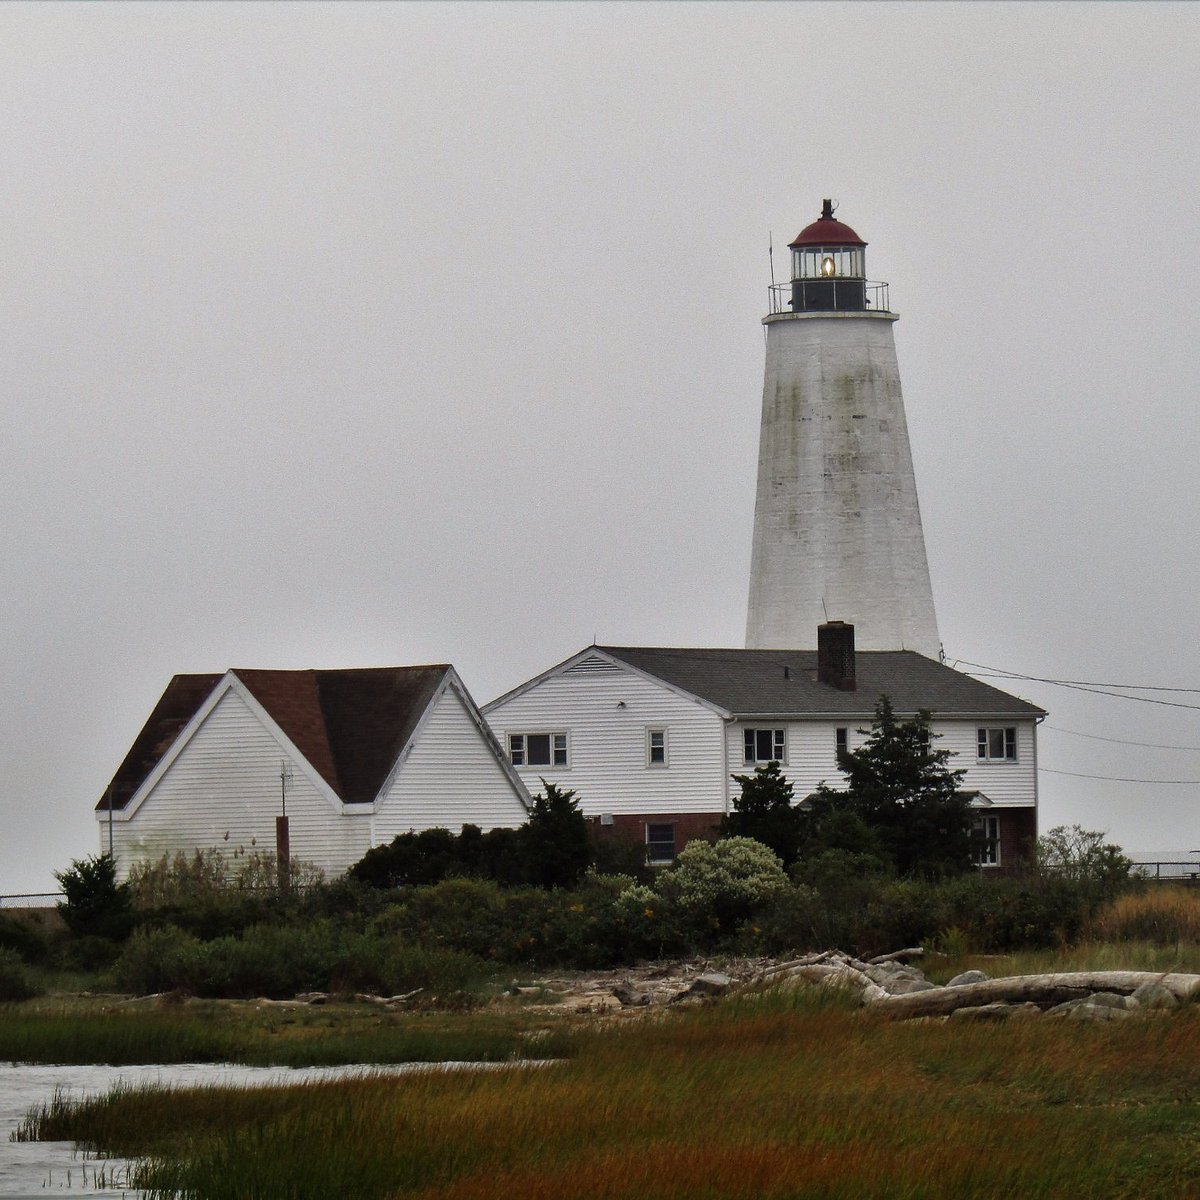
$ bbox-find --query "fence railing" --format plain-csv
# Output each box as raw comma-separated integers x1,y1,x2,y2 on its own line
1132,863,1200,883
0,893,64,909
767,280,891,315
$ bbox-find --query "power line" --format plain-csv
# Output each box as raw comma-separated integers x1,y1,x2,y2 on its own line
953,659,1200,694
1042,725,1200,752
1041,767,1200,785
959,666,1200,712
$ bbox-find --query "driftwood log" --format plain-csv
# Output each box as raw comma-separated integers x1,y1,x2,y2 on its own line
867,972,1200,1019
757,951,1200,1019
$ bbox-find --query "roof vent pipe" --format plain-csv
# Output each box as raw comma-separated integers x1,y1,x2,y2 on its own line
817,621,856,691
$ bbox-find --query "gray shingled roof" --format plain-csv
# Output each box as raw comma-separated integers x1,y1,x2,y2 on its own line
596,647,1045,718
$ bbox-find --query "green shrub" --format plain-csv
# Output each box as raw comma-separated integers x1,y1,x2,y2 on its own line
755,870,1095,958
1036,825,1133,904
55,853,133,941
0,914,50,964
0,946,42,1001
113,926,207,995
55,934,124,974
661,837,788,939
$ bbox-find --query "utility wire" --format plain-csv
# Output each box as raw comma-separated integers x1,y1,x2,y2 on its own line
1042,725,1200,752
952,659,1200,693
1040,767,1200,785
960,669,1200,712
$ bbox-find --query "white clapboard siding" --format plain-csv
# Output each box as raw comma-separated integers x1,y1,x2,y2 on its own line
932,721,1039,806
725,718,1037,807
374,682,528,839
485,658,728,815
727,720,859,798
110,688,371,879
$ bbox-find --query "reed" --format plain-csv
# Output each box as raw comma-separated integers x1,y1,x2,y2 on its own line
23,989,1200,1199
1089,887,1200,946
0,1002,573,1066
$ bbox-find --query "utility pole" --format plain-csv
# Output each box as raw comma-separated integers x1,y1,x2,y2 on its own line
276,761,293,893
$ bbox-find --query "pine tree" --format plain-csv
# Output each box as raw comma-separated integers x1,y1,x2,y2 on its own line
721,760,803,867
813,696,971,878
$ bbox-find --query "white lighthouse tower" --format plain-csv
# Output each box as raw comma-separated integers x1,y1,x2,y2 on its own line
745,201,940,659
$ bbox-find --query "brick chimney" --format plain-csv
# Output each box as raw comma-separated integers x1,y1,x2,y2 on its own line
817,621,856,691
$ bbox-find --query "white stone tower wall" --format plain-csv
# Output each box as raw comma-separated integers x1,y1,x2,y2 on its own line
745,311,940,658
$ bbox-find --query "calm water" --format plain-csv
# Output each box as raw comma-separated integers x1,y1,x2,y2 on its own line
1,1060,520,1198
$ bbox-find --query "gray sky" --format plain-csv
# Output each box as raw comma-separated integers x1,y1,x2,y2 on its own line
3,2,1198,894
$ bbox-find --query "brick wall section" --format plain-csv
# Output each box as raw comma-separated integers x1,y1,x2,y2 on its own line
589,811,721,857
998,807,1038,872
589,807,1039,873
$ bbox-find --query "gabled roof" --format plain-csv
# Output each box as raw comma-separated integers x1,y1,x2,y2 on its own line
99,665,451,811
594,647,1045,719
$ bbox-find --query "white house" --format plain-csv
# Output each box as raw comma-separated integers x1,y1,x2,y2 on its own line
97,665,530,880
484,623,1044,869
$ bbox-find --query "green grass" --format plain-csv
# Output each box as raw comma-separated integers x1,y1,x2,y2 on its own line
922,939,1200,984
21,986,1200,1199
0,997,575,1066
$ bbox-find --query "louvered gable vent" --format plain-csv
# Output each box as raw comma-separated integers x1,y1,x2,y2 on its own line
566,655,621,675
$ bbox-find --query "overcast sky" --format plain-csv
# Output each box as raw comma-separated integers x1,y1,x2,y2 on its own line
3,2,1198,894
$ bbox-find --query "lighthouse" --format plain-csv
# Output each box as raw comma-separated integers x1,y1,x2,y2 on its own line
745,201,941,659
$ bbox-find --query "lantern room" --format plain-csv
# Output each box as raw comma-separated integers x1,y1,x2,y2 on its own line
787,199,871,312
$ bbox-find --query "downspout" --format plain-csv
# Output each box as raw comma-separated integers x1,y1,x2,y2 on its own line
1033,713,1045,838
722,716,731,815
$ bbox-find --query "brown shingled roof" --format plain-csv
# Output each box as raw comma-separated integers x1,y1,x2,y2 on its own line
98,665,451,812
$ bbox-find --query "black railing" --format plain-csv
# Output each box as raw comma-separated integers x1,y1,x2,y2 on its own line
1132,863,1200,883
0,892,64,908
768,280,890,316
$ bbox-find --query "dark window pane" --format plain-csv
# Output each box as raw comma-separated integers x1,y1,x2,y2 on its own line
527,734,552,765
646,824,676,862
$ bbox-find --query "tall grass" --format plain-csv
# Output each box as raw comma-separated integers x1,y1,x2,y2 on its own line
0,1004,574,1067
1090,887,1200,946
24,991,1200,1199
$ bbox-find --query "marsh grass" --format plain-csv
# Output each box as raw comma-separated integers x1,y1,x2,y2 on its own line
1090,887,1200,946
922,938,1200,984
23,989,1200,1199
0,1000,574,1066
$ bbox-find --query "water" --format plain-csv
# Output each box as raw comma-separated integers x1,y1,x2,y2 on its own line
1,1060,526,1198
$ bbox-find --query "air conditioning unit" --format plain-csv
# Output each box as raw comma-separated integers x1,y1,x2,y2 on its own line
600,813,614,826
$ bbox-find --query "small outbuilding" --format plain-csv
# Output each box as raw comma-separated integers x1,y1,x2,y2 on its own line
96,665,530,880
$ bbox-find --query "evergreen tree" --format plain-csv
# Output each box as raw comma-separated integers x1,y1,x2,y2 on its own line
721,760,803,867
813,696,971,878
54,852,133,940
521,780,591,888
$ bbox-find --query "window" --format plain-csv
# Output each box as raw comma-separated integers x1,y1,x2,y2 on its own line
509,732,568,768
973,815,1001,867
744,727,786,765
977,727,1017,762
647,728,668,767
646,823,676,865
835,727,848,757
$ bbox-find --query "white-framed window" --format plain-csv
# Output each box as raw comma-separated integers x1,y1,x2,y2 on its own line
744,727,786,765
646,822,676,865
646,728,668,767
508,732,568,768
977,727,1017,762
835,727,848,757
973,815,1001,867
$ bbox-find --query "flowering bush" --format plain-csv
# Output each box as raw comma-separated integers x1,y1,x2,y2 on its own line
661,837,788,937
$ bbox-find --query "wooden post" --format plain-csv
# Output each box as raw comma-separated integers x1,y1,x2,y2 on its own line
276,815,290,893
